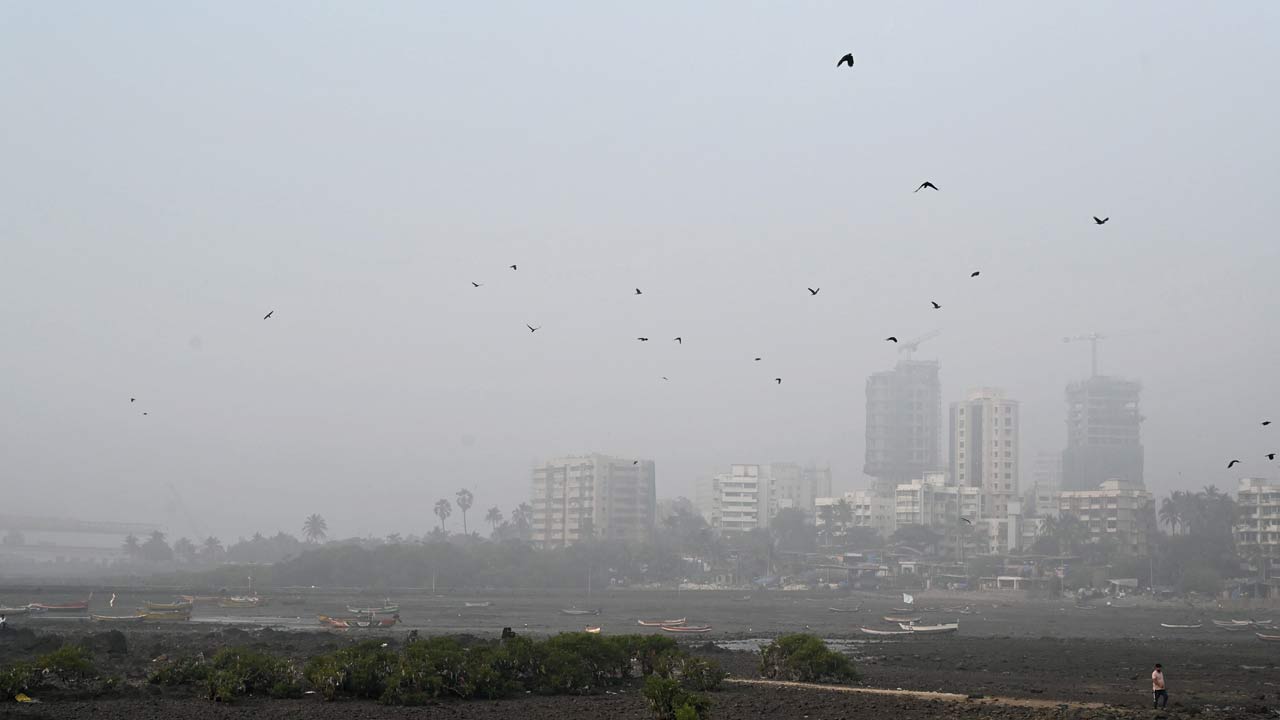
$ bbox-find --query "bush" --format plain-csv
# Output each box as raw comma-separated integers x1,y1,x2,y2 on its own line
303,641,397,701
759,634,858,684
535,633,631,694
675,656,725,691
642,676,710,720
148,656,211,687
36,645,96,686
0,663,39,700
205,648,302,702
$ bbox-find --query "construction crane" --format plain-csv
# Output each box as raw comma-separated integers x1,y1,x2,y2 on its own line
898,329,942,360
1062,333,1107,377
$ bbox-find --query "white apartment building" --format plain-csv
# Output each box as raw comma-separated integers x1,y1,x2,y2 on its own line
815,489,895,537
530,454,656,549
766,463,833,521
894,472,982,530
1056,479,1153,556
950,387,1020,520
697,464,766,533
1235,477,1280,576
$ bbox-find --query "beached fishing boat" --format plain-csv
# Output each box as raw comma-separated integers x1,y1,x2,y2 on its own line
560,608,601,616
319,614,398,629
90,613,144,623
143,610,191,622
145,600,194,612
347,603,399,614
1160,623,1202,629
0,606,31,616
584,626,602,634
661,625,711,634
179,595,222,605
463,601,492,608
218,596,266,608
826,607,861,614
1257,632,1280,642
883,615,921,623
1213,619,1252,628
28,598,91,612
909,622,959,635
638,618,687,627
861,627,912,636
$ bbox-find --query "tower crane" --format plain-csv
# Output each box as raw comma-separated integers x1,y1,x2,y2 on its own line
1062,333,1107,378
897,329,942,360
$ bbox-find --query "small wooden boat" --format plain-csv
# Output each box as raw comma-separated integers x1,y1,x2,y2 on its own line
347,604,399,614
0,606,31,616
826,607,861,614
661,624,711,634
584,626,602,634
146,600,194,612
218,596,266,608
861,626,912,636
91,613,144,623
28,598,91,612
464,601,492,608
891,607,914,613
144,610,192,622
319,614,399,629
883,615,921,623
1213,619,1252,627
560,608,601,616
638,618,686,626
1257,632,1280,642
910,622,959,635
179,595,222,605
1160,623,1202,629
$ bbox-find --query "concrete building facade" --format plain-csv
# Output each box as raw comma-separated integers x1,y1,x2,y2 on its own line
1062,376,1144,491
949,387,1020,520
1055,479,1153,556
815,489,895,537
697,464,766,533
865,360,942,493
1234,477,1280,578
894,472,982,532
765,463,832,521
530,454,656,549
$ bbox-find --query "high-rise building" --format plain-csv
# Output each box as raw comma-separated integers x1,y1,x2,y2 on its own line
696,464,766,533
765,463,832,521
1234,477,1280,579
530,454,656,549
1062,376,1144,491
949,387,1020,519
1026,450,1063,519
865,360,942,493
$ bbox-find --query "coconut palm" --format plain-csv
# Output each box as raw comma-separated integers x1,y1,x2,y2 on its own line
173,537,197,563
434,498,453,532
122,534,141,559
455,488,474,535
302,514,328,543
1159,495,1181,535
485,506,503,535
201,536,223,561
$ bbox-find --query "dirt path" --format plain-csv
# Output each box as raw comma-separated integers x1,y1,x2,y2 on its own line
726,678,1108,710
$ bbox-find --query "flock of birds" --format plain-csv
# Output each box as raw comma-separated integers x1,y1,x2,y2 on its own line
127,51,1270,478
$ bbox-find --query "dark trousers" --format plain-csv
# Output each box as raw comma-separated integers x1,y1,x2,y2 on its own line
1153,689,1168,708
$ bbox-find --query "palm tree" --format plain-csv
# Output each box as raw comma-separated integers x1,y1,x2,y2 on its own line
514,502,533,540
302,514,328,543
835,499,854,540
1159,495,1180,535
173,537,197,563
122,534,140,559
434,498,453,532
817,505,836,546
455,488,475,535
485,506,503,535
201,536,223,561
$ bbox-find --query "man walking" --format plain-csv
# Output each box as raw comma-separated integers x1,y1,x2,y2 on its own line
1152,663,1167,709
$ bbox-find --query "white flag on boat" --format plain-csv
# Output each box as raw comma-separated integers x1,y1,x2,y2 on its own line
903,593,914,605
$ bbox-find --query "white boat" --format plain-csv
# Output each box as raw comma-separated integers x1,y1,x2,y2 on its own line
560,608,600,616
861,626,912,636
638,617,686,626
1160,623,1202,629
884,615,921,623
584,626,602,634
464,601,492,608
661,624,711,633
826,607,861,614
1213,619,1252,627
910,622,959,635
0,607,31,616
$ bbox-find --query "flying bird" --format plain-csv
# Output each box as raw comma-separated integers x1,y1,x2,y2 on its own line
885,336,898,343
471,282,483,288
526,324,540,333
931,301,941,309
1264,420,1272,426
754,357,762,361
142,412,149,416
263,310,274,320
837,53,854,67
959,517,972,525
1267,453,1276,460
808,288,820,296
633,460,639,465
673,337,682,344
915,181,938,192
509,264,517,270
1228,459,1241,468
637,337,649,342
661,377,669,381
130,398,135,403
775,378,782,384
635,288,642,295
970,271,980,278
1093,216,1109,225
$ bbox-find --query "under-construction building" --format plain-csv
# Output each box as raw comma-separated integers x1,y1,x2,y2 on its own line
1061,376,1144,490
865,360,942,494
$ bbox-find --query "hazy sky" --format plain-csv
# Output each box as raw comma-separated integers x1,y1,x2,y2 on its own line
3,2,1278,541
